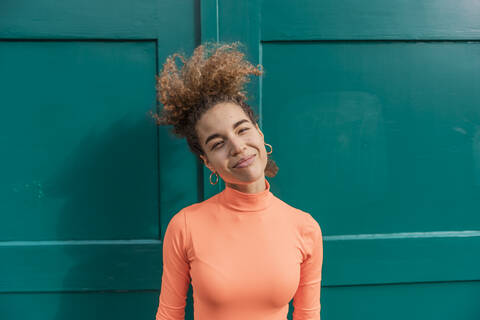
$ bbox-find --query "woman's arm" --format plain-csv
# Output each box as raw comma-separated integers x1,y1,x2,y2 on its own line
156,210,191,320
293,217,323,320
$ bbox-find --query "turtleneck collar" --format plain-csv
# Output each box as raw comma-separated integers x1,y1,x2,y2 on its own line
219,178,273,212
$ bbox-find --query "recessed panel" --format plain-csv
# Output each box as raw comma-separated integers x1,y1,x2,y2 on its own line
322,281,480,320
263,42,480,235
0,41,158,240
262,0,480,40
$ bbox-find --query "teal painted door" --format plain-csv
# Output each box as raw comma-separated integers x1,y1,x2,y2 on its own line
0,2,200,319
202,0,480,319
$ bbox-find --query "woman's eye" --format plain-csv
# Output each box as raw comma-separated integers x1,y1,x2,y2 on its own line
211,128,248,150
213,141,223,149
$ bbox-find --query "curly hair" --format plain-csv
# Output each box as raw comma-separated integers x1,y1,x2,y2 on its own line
152,41,278,178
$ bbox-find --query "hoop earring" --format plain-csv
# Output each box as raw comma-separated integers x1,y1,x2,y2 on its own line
265,143,273,155
210,171,219,185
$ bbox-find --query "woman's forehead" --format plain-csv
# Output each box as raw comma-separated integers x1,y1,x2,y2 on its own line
198,103,247,129
196,103,252,146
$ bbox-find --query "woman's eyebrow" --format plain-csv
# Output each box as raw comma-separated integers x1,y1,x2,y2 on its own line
204,119,250,145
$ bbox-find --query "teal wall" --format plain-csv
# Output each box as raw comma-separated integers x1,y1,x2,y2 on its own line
1,0,479,319
0,1,200,319
208,0,480,319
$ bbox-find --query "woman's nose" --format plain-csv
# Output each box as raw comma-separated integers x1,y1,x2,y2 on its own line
230,136,245,155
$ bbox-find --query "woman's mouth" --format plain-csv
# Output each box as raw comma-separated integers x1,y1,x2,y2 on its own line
234,154,256,168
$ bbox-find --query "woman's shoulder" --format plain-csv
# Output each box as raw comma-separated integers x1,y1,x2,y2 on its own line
173,192,221,217
273,195,322,233
272,194,311,217
165,194,219,236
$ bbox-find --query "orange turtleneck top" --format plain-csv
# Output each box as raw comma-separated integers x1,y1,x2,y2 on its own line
155,178,323,320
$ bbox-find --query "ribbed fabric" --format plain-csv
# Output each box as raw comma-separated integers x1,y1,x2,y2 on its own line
156,178,323,320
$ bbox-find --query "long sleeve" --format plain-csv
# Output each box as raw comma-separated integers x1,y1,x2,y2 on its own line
156,210,191,320
293,216,323,320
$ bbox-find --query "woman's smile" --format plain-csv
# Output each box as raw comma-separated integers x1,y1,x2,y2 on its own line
234,154,256,168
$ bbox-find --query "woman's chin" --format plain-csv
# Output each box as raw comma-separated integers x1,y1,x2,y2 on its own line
232,168,263,182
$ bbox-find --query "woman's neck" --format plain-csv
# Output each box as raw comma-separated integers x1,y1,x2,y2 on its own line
220,177,272,212
225,176,266,194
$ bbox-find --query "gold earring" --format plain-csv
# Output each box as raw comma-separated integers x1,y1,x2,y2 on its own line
210,171,219,185
265,143,273,155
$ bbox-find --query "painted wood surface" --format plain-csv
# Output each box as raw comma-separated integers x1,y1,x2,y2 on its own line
212,0,480,319
0,0,200,319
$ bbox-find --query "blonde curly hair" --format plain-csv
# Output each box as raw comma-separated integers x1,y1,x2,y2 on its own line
152,41,278,178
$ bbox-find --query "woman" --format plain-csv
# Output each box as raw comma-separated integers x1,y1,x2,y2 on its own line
153,41,323,320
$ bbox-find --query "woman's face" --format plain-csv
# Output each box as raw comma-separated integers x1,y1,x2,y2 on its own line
196,102,268,186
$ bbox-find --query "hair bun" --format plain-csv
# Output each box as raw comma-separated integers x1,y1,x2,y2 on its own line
153,41,264,138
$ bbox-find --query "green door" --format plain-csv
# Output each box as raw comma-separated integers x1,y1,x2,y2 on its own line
0,2,200,319
202,0,480,319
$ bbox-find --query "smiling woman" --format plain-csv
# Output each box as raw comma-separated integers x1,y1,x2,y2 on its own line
196,101,270,193
153,41,278,189
152,41,323,320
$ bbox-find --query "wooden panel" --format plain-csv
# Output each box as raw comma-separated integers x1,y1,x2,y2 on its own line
12,231,480,291
0,291,161,320
262,42,480,235
323,233,480,286
322,281,480,320
0,0,195,39
0,41,158,240
217,0,480,319
262,0,480,40
0,0,201,318
0,240,162,292
2,281,478,320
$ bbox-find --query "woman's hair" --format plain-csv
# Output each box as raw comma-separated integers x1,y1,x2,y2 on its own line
152,41,278,178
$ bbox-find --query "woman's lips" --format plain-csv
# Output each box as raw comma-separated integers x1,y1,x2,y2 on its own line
235,154,256,168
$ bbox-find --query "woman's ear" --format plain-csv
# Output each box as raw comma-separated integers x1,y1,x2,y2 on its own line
200,154,215,173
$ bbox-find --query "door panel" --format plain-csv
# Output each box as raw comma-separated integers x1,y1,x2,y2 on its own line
207,0,480,319
0,1,199,319
0,41,158,241
263,42,480,235
261,0,480,40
